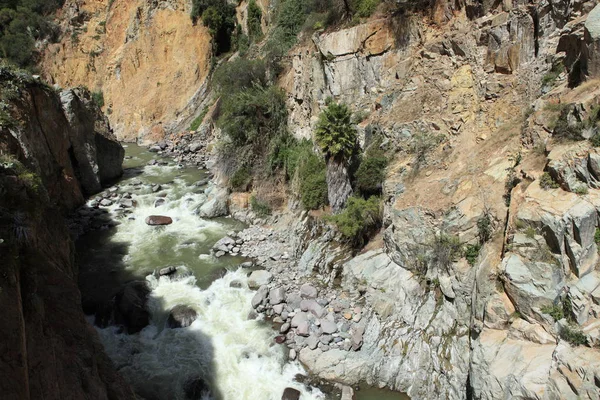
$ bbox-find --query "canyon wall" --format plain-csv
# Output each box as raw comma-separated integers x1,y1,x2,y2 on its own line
0,66,132,400
42,0,213,142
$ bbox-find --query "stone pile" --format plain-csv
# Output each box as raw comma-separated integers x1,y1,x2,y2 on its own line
148,129,210,168
249,279,366,358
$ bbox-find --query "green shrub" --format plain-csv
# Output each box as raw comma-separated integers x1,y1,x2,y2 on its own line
327,196,382,246
213,57,267,94
465,244,481,266
541,61,563,87
231,26,250,54
229,167,252,191
189,106,209,131
574,185,589,195
315,101,357,160
268,134,313,179
541,304,564,321
92,90,105,108
594,228,600,245
351,0,380,18
191,0,236,54
217,85,287,151
250,195,271,217
539,172,559,190
432,233,463,270
553,104,584,141
247,0,263,42
298,152,328,210
477,214,492,243
525,226,536,238
355,148,387,196
590,133,600,147
560,325,587,346
0,1,64,68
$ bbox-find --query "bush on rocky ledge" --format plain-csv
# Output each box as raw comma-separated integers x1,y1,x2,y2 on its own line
327,196,381,247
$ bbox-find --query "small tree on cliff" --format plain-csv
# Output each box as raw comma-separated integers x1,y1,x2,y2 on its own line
315,100,357,212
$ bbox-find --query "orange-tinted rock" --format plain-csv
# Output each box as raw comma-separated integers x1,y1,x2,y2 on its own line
145,215,173,225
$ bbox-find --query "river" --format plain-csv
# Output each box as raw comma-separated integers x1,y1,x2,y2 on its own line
76,144,408,400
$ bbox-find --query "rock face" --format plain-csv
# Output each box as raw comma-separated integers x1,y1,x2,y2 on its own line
41,0,213,141
585,4,600,78
197,185,229,218
0,75,133,398
0,67,123,210
61,87,124,193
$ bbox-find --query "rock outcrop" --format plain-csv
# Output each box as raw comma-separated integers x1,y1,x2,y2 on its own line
0,69,132,399
0,67,123,210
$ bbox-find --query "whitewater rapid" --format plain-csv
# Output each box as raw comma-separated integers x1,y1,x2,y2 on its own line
94,271,323,400
82,145,323,400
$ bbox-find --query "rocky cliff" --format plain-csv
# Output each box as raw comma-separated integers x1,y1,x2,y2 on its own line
0,66,132,400
41,0,212,142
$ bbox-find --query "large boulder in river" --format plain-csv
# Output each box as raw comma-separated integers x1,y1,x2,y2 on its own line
167,305,198,328
145,215,173,225
197,186,229,218
281,388,301,400
113,281,150,334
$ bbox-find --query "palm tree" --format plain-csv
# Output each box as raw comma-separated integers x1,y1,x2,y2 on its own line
315,100,356,212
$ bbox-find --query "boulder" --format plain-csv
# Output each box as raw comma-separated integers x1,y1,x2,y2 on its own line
321,320,338,334
281,388,301,400
197,187,229,218
269,287,286,305
159,266,177,276
291,312,308,328
248,270,273,289
112,281,150,334
300,283,318,299
167,305,198,329
145,215,173,225
297,321,310,337
251,286,269,309
501,254,565,319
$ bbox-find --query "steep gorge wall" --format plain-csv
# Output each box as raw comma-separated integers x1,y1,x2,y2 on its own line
0,68,132,400
42,0,213,142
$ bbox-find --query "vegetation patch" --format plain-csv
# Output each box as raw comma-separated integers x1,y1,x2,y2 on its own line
355,143,387,197
0,0,64,69
541,304,564,321
229,167,252,191
327,195,382,247
191,0,236,54
560,325,587,346
250,195,271,217
432,233,463,271
92,90,105,108
189,106,209,131
465,244,481,266
539,172,559,190
298,151,328,210
247,0,263,42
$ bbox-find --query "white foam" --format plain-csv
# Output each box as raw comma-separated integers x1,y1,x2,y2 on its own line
95,270,324,400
